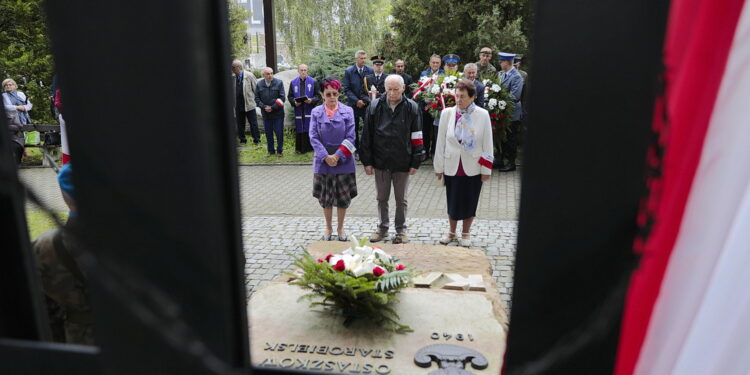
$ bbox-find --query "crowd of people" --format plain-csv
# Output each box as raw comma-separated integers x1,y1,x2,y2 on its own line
230,48,526,246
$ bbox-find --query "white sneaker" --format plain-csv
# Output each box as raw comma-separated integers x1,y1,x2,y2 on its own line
439,232,456,245
459,232,472,247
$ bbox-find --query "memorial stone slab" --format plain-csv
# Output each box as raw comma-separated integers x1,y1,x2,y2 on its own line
248,243,509,374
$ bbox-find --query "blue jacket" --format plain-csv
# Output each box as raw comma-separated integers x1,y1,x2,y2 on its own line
500,68,524,121
255,78,285,119
343,64,374,115
420,68,445,77
473,79,485,108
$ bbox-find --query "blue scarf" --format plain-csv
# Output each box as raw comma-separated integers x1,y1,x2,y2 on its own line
455,103,477,151
5,91,30,124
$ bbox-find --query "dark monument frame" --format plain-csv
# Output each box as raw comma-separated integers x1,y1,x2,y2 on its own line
0,0,669,374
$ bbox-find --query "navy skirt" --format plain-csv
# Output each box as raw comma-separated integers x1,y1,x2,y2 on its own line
444,174,483,220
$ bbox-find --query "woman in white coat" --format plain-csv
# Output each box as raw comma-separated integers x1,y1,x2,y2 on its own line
433,80,494,247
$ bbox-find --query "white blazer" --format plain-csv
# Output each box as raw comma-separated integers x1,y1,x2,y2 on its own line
433,105,494,176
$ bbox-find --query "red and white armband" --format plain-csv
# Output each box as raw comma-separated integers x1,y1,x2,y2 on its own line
478,152,494,169
338,139,356,157
411,131,424,146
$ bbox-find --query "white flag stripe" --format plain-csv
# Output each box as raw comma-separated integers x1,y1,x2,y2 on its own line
411,131,423,139
635,3,750,374
341,139,356,153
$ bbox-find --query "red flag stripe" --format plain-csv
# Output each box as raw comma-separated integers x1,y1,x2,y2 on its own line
478,157,493,169
411,139,424,146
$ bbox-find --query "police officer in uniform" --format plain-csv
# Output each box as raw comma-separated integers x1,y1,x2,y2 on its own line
497,52,524,172
443,53,460,72
364,55,387,97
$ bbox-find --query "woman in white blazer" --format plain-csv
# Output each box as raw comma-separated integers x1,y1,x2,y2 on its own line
433,80,494,247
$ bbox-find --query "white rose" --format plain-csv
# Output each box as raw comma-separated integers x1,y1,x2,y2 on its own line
491,84,501,92
499,100,507,110
482,79,490,85
488,98,498,108
351,262,378,277
371,248,392,263
431,85,441,94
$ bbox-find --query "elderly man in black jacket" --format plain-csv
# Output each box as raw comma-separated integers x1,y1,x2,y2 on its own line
255,67,286,157
361,74,425,244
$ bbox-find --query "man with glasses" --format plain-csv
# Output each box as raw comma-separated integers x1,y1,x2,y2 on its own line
476,47,497,76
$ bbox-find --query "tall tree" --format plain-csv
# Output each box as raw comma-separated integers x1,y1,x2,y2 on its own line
228,1,251,59
386,0,529,78
274,0,392,64
0,0,54,123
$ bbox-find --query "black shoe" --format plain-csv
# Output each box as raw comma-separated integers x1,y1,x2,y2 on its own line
239,139,247,145
499,163,516,172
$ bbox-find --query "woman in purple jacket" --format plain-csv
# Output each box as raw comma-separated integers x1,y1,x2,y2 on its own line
309,77,358,241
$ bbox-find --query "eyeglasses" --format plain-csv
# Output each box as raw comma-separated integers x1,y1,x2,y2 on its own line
324,92,339,98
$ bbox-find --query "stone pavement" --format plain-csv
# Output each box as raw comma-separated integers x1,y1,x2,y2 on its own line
18,163,520,308
239,164,519,220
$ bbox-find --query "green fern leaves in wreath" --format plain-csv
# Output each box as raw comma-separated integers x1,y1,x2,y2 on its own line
375,270,411,292
287,244,415,333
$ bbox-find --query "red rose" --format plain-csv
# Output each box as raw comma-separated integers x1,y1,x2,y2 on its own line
490,113,497,118
499,114,506,119
325,254,334,262
317,258,324,263
372,266,386,277
333,259,346,272
396,264,405,271
431,102,438,109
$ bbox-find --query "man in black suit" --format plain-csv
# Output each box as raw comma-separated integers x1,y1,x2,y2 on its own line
343,50,374,153
393,59,413,98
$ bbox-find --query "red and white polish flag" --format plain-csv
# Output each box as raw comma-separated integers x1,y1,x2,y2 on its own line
616,0,750,373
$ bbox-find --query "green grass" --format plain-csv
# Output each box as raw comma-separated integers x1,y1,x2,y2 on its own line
26,210,68,241
21,147,45,166
237,130,314,164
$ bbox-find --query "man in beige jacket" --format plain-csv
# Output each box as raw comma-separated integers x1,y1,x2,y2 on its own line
231,59,260,145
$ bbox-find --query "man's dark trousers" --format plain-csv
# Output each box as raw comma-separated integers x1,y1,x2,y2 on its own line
235,103,261,144
263,117,284,154
501,120,521,166
353,108,365,152
422,111,435,157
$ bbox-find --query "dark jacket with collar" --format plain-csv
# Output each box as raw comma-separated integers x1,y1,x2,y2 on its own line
360,95,425,172
364,72,387,96
254,78,285,119
343,64,374,115
473,79,486,108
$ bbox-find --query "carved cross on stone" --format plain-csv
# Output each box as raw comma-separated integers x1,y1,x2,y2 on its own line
414,344,489,374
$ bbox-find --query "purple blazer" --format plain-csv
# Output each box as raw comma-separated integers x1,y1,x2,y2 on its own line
309,103,356,174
